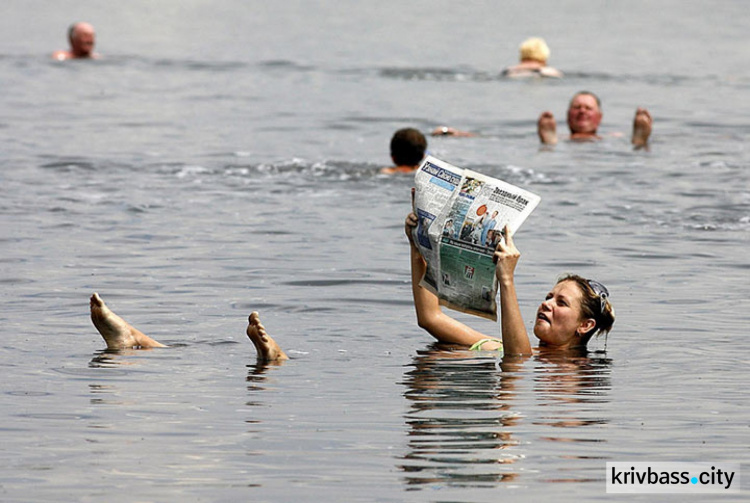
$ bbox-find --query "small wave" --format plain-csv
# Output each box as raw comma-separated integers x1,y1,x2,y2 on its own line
173,164,214,178
204,340,241,347
378,66,497,82
39,159,97,172
377,66,732,89
104,55,320,74
16,412,94,421
38,157,141,175
258,59,316,72
463,162,552,186
281,278,404,287
5,390,53,397
223,158,383,181
151,57,249,72
159,157,550,189
608,200,750,233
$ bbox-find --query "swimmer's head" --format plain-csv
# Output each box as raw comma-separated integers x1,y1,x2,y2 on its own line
567,91,603,135
390,128,427,167
68,22,96,58
519,37,550,64
558,274,615,343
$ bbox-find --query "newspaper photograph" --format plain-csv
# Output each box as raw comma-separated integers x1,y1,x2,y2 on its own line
411,156,541,321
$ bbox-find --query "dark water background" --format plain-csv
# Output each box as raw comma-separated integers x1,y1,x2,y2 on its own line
1,1,749,501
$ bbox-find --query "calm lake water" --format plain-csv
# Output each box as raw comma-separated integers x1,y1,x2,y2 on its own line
1,1,749,501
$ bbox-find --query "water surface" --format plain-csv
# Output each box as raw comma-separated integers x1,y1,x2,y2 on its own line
1,1,748,501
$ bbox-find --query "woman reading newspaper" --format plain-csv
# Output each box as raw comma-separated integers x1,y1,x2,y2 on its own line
87,193,613,360
404,208,615,355
89,217,613,359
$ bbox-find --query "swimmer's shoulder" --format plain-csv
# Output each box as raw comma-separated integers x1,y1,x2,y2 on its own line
502,65,563,79
539,67,563,78
51,51,101,61
381,165,418,175
52,50,72,61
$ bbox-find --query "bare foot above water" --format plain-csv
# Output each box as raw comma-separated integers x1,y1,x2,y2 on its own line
90,293,166,350
537,111,558,145
246,311,288,362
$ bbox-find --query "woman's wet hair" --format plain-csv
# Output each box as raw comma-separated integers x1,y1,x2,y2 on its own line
557,274,615,343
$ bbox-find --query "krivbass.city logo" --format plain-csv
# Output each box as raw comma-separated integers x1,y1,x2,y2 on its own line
606,462,740,494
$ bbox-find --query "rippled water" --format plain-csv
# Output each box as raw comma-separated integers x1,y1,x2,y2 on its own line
1,1,749,501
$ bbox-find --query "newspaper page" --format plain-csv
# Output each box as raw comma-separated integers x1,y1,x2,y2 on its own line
412,156,541,321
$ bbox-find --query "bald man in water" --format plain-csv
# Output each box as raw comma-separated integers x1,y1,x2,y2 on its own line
53,22,98,60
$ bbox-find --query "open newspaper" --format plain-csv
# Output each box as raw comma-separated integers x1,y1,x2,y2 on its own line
411,156,541,321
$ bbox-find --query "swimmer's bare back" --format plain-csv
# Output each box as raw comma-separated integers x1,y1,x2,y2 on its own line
90,293,166,350
246,312,288,362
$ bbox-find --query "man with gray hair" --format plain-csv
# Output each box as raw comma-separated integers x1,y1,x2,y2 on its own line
538,91,652,149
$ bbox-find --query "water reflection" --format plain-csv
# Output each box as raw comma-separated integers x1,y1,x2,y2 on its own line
86,350,153,408
245,362,284,414
399,344,612,488
246,360,285,382
89,349,142,368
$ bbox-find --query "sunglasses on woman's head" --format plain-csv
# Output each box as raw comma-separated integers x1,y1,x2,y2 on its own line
587,279,609,314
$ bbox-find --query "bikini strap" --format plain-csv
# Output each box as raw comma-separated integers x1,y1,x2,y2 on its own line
469,338,503,351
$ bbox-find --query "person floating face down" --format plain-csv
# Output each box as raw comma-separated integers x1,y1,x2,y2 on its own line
381,128,428,174
537,91,653,148
53,22,98,60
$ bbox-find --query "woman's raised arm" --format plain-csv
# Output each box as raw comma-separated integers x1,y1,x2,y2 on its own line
406,211,495,347
494,225,533,355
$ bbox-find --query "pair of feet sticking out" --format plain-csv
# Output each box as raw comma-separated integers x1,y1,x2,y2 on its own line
538,107,652,147
89,293,287,361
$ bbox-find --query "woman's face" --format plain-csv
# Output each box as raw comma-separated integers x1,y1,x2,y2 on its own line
533,280,592,348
